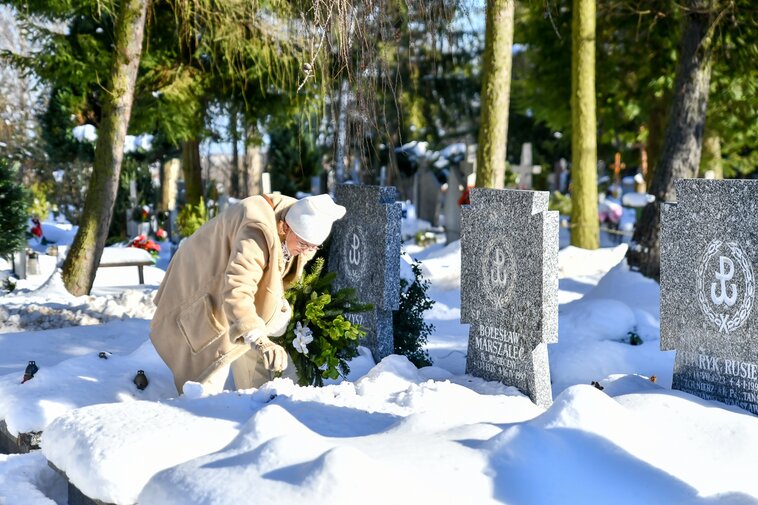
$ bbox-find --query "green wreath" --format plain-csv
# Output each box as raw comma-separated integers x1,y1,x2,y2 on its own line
275,257,372,386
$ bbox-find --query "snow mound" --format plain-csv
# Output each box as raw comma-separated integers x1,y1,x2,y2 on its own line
0,340,174,436
42,392,253,505
1,271,156,333
0,452,66,505
561,298,637,342
558,244,627,279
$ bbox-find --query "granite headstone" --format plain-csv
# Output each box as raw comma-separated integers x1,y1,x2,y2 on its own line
461,188,559,408
415,164,441,226
661,179,758,415
510,143,541,190
329,184,402,361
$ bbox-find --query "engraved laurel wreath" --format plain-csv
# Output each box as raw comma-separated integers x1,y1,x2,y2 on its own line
696,239,755,334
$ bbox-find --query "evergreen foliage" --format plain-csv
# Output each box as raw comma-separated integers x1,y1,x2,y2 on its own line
278,257,372,387
28,181,52,220
266,118,324,195
393,260,434,368
176,198,208,238
548,191,572,216
0,158,31,259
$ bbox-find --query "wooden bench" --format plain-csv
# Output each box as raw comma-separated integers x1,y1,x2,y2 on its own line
98,247,155,284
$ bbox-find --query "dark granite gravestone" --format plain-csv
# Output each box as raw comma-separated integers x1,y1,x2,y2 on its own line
661,179,758,415
0,419,41,454
460,188,559,408
329,184,402,361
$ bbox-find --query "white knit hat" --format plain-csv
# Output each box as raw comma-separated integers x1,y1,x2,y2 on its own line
285,194,347,245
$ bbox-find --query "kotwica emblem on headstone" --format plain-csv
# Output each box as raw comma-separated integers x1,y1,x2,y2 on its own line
695,240,755,334
329,185,402,362
343,225,369,284
461,188,558,408
661,179,758,415
482,238,516,309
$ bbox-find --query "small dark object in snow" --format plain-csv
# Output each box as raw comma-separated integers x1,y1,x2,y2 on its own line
22,361,38,383
591,380,604,391
98,352,109,359
134,370,149,390
649,375,657,383
628,331,643,346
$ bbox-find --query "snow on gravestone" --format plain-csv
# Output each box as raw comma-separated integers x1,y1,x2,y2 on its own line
329,184,402,362
661,179,758,415
461,188,558,408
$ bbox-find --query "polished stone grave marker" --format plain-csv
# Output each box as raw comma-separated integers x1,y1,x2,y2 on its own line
461,188,558,407
661,179,758,415
329,184,402,361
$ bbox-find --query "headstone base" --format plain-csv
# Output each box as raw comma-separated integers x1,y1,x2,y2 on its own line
0,419,41,454
346,309,394,362
48,461,115,505
466,325,552,408
672,350,758,416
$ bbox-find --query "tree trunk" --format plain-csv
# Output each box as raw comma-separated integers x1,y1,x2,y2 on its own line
630,0,714,280
182,139,203,206
475,0,514,189
700,132,722,179
61,0,149,296
161,158,180,211
569,0,599,249
335,78,349,184
229,105,241,198
644,95,668,187
245,141,263,196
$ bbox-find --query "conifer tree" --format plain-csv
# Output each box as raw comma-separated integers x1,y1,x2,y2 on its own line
0,158,30,259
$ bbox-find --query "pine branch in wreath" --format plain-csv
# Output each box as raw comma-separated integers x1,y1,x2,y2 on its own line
276,257,372,386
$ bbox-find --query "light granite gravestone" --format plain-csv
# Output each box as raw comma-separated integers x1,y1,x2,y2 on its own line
329,184,402,361
442,165,464,243
510,143,541,190
461,188,559,408
415,164,441,226
661,179,758,415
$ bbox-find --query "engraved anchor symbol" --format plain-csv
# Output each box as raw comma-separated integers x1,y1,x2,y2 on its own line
491,247,507,285
711,255,737,307
348,232,361,266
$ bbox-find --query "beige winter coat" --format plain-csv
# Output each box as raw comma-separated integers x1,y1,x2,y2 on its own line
150,194,310,392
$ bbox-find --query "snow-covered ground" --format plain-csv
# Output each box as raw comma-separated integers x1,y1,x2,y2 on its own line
0,217,756,505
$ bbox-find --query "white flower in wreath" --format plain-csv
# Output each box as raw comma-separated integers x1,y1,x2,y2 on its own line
292,321,314,355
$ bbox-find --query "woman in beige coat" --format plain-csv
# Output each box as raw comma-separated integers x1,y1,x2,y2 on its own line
150,193,346,394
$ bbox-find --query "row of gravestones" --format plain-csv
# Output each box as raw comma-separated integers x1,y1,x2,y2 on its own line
330,180,758,415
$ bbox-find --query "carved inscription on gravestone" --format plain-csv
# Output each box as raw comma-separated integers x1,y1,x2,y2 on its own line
329,185,401,361
661,179,758,415
461,188,558,408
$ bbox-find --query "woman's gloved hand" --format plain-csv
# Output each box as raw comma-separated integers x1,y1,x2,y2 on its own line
252,335,288,372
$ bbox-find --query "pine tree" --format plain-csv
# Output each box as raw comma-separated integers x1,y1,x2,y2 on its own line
0,158,30,259
393,261,434,368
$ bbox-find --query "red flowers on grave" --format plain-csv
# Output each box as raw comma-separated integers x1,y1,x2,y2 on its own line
155,228,168,241
129,234,161,259
30,217,43,238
